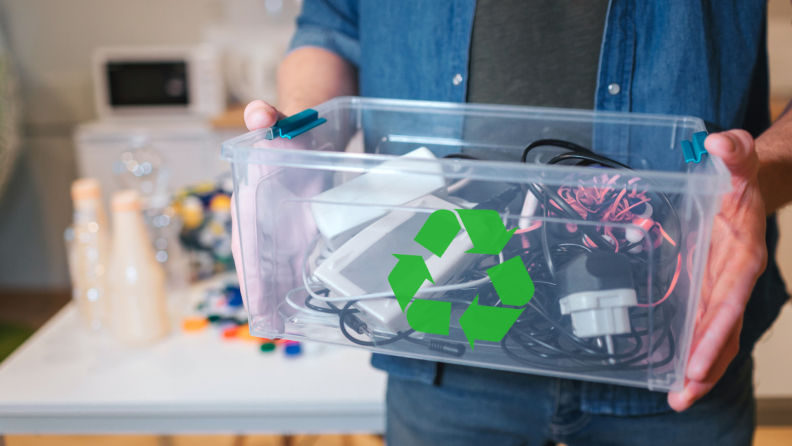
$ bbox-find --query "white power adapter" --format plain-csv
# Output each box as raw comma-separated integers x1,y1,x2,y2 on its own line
559,288,637,338
555,252,637,348
311,147,445,250
313,195,474,334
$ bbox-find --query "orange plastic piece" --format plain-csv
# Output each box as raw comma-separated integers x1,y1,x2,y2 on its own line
222,326,239,339
236,325,260,342
182,317,209,332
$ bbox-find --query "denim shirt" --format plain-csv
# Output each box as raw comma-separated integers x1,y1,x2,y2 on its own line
289,0,788,416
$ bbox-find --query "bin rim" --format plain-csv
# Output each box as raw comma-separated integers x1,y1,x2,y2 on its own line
221,96,732,196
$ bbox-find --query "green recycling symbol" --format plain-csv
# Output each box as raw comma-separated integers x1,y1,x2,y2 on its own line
387,209,535,350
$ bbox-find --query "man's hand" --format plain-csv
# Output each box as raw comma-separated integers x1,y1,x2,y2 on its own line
667,130,768,411
244,100,283,131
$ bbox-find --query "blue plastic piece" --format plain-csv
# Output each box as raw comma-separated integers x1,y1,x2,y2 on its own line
681,131,709,163
225,285,243,307
271,109,327,140
284,342,302,356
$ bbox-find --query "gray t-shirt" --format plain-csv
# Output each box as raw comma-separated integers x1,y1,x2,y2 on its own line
467,0,609,109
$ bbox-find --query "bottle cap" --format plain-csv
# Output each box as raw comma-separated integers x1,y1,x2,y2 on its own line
182,317,209,332
210,194,232,212
71,178,102,201
284,342,302,356
111,190,142,212
222,326,239,339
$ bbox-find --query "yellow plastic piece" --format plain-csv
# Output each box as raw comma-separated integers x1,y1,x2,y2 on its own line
182,317,209,332
180,198,204,230
210,194,232,212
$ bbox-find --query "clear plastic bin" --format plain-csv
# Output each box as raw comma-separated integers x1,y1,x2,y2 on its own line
221,97,730,391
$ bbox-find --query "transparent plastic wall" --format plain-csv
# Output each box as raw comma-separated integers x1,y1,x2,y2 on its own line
222,97,730,391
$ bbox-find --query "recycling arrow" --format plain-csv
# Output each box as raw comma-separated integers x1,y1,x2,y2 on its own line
387,254,434,311
406,299,452,335
386,208,534,344
414,209,461,257
487,256,534,306
459,296,523,350
457,209,517,255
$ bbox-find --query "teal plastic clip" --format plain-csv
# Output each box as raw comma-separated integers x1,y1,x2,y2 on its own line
681,131,708,164
271,109,327,140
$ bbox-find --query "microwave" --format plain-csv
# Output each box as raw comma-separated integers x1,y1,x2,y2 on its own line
93,45,225,119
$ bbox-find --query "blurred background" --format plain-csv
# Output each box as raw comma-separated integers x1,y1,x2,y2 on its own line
0,0,791,445
0,0,296,291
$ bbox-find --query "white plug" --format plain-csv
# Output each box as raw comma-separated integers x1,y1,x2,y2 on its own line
558,288,637,338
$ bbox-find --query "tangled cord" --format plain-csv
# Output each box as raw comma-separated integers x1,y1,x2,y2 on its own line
299,140,682,370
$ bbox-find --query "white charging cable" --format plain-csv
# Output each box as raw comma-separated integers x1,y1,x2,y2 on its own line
300,233,492,303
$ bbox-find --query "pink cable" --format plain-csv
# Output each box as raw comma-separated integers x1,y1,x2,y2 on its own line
636,253,682,307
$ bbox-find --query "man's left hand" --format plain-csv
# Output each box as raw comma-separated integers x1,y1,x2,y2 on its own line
667,130,768,411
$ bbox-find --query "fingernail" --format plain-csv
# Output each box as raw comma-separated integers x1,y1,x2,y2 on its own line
720,134,737,154
247,108,273,126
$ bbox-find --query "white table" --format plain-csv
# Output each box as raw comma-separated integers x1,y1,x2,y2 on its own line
0,303,387,434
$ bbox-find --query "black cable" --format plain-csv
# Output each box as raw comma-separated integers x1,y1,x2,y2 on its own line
521,139,594,163
546,151,631,169
313,138,682,374
337,300,466,357
503,140,680,370
338,300,414,347
304,292,339,314
404,336,466,357
443,153,481,160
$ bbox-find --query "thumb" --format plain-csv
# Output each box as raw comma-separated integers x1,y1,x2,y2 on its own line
703,130,759,180
244,100,282,131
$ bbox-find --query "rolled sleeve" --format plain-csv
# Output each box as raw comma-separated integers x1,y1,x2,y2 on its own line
289,0,361,67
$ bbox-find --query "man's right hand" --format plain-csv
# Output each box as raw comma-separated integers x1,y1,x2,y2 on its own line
243,100,284,131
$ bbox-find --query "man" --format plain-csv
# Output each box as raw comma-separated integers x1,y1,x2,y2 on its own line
235,1,791,444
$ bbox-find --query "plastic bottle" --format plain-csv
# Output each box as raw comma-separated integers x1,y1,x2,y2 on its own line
68,178,111,330
108,190,170,344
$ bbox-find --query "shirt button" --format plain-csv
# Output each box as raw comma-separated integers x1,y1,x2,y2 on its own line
608,83,621,95
452,74,463,86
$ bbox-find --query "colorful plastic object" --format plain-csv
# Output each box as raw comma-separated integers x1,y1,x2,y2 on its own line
236,325,260,342
222,326,239,339
182,317,209,332
284,341,302,356
681,131,708,164
270,109,327,140
225,285,244,307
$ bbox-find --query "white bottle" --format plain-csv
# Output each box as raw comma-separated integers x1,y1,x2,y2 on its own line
68,178,111,330
108,190,170,344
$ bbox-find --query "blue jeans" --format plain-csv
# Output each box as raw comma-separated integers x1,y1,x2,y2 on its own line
385,358,755,446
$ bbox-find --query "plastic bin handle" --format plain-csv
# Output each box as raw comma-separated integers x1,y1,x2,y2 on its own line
270,109,327,140
681,131,708,164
